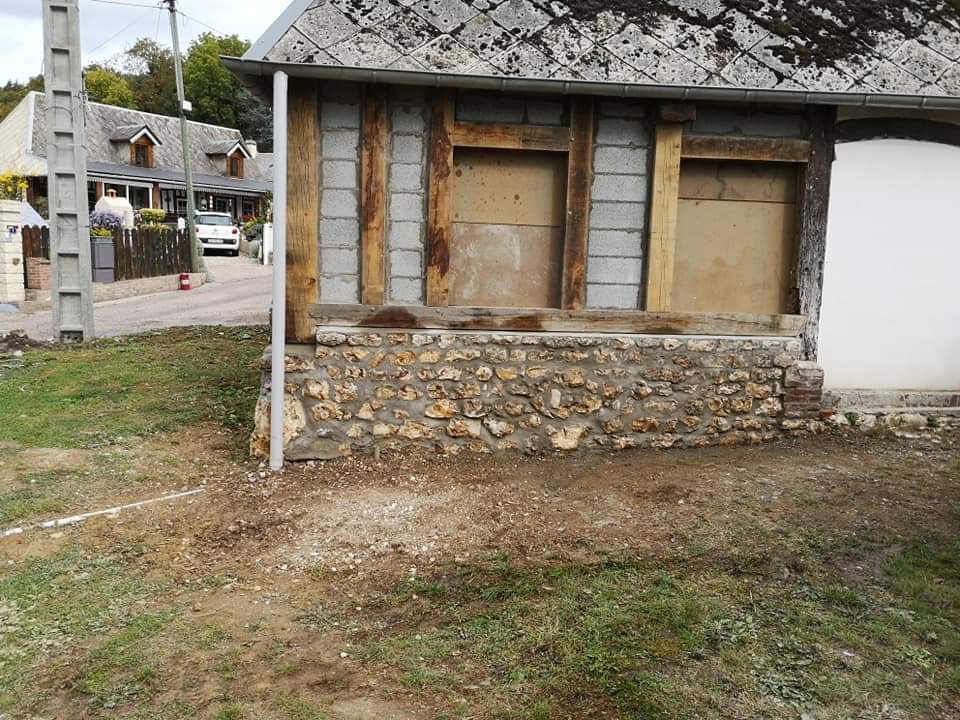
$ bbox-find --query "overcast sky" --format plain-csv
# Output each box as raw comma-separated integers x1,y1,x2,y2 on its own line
2,0,283,84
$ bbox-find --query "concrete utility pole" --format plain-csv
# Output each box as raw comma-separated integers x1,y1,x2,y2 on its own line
41,0,95,342
164,0,206,276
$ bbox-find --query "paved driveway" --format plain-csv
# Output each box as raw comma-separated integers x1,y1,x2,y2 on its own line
0,256,271,340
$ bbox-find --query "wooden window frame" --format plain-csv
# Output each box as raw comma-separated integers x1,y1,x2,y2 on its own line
421,89,594,311
130,138,154,168
645,127,813,315
228,153,244,179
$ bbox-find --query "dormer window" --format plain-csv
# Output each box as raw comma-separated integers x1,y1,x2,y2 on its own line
110,124,161,169
229,153,244,178
205,139,252,179
132,139,153,168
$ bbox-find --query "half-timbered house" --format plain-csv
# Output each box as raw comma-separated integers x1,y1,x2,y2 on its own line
226,0,960,459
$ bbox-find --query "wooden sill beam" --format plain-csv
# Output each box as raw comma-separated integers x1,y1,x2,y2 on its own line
308,304,806,337
681,135,811,163
451,121,571,152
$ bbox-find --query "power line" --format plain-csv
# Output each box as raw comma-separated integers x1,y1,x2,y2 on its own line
88,0,160,8
176,10,228,37
87,8,154,55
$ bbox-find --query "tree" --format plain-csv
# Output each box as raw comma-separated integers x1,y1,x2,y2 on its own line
184,33,270,144
84,66,136,108
0,76,43,123
119,39,178,116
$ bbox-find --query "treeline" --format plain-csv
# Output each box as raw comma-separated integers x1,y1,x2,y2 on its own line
1,33,270,148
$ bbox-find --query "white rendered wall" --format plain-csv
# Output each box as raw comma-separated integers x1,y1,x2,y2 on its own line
819,139,960,390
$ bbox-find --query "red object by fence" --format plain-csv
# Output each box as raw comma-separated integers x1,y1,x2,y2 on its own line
179,273,191,291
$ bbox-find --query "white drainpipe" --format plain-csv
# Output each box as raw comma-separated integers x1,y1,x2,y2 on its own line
269,70,288,471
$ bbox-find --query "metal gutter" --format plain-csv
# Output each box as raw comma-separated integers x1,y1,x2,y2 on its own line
222,56,960,112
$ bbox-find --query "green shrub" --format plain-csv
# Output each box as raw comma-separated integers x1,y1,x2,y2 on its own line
138,208,166,224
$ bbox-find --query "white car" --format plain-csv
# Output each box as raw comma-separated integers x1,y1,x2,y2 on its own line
195,212,240,256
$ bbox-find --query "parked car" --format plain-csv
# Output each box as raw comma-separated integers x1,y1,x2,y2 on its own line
195,212,240,256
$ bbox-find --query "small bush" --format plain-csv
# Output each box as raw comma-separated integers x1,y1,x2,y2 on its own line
138,208,166,224
0,171,27,201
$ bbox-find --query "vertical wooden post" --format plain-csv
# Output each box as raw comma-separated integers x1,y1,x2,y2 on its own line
360,88,387,305
426,90,454,307
561,96,594,310
285,79,321,342
644,123,684,312
797,106,838,360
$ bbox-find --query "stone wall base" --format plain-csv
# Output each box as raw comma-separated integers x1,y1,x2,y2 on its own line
250,329,821,460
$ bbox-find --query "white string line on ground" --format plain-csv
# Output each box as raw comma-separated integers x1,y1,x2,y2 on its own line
2,488,206,539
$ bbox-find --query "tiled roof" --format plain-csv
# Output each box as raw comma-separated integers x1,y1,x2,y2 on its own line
29,93,272,182
246,0,960,98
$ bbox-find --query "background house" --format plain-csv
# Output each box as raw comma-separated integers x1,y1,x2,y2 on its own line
0,91,273,222
226,0,960,458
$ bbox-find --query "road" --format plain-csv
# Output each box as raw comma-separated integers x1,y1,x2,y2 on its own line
0,256,271,340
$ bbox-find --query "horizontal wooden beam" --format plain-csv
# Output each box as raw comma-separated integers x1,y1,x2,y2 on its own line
309,304,806,337
681,135,811,163
451,122,571,152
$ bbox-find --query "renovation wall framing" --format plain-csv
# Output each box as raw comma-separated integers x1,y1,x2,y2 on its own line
255,81,838,459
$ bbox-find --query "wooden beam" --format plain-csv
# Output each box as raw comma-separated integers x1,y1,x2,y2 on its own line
451,121,571,152
797,107,838,360
561,96,594,310
645,123,683,312
681,134,811,163
286,79,321,342
426,90,455,307
360,89,387,305
308,303,807,337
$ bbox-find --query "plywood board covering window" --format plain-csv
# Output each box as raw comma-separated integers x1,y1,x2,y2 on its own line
448,149,567,308
671,160,798,314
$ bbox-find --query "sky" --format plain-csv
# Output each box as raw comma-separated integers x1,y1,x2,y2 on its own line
1,0,284,84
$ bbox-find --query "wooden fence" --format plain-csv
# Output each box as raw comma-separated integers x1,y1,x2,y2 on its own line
20,226,191,284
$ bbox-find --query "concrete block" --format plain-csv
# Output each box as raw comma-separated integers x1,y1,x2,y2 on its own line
598,100,648,119
389,85,427,103
320,274,359,303
321,247,360,275
391,134,423,163
389,221,424,250
323,160,358,189
322,129,360,160
390,193,424,222
595,118,648,147
321,218,360,247
458,95,524,123
588,229,643,258
526,100,566,125
390,248,422,278
391,106,426,134
321,189,359,219
589,201,645,230
591,173,647,202
321,101,361,129
389,276,423,304
594,146,648,175
389,163,423,192
587,256,642,285
586,282,640,310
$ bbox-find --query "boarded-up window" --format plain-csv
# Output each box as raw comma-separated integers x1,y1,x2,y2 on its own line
448,149,567,308
672,160,798,314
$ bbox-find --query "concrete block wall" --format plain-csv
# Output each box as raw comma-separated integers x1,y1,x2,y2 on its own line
319,84,362,303
385,87,430,305
586,101,650,311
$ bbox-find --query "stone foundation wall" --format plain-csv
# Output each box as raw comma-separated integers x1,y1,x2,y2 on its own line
251,329,808,460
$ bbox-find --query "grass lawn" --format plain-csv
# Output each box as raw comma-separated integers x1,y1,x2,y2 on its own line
0,326,958,720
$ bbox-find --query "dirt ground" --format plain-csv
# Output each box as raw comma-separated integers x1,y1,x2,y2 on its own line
2,428,958,719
